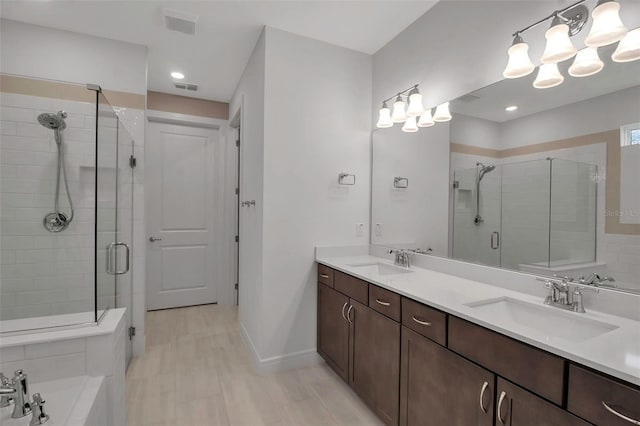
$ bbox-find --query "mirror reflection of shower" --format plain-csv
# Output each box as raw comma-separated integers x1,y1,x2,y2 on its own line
37,110,74,232
474,162,495,225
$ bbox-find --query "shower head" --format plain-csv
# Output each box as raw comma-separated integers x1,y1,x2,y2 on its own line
477,163,496,181
37,111,67,131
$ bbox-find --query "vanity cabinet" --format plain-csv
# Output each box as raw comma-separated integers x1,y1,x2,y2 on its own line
317,268,400,425
400,327,494,426
316,263,639,426
317,282,350,381
496,378,592,426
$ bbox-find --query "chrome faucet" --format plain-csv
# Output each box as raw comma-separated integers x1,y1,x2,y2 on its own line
10,370,32,418
388,249,411,268
539,278,599,313
29,393,49,426
0,373,14,407
579,273,616,288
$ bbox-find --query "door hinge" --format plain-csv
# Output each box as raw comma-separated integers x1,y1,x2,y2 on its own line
453,180,459,189
235,283,239,290
235,235,239,243
129,155,137,168
236,139,240,147
235,187,239,195
128,326,136,339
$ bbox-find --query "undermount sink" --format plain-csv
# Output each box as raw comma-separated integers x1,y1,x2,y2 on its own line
347,262,414,276
465,297,618,343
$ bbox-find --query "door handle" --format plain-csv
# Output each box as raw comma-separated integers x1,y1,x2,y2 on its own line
479,381,489,414
341,302,348,322
346,305,354,324
491,232,500,250
602,401,640,425
497,391,508,424
149,236,162,242
107,242,130,275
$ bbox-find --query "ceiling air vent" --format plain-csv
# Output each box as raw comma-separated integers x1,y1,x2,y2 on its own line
163,8,198,35
456,94,481,103
174,82,199,91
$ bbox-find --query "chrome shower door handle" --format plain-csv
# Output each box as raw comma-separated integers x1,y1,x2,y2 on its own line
491,232,500,250
149,236,162,242
107,242,130,275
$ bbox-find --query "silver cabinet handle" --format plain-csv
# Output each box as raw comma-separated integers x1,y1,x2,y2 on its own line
107,242,130,275
149,236,162,242
347,305,354,324
320,274,330,279
602,401,640,425
497,391,507,424
412,316,432,326
375,299,391,307
341,302,348,322
479,381,489,414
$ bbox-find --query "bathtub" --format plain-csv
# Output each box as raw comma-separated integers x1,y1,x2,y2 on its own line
0,375,106,426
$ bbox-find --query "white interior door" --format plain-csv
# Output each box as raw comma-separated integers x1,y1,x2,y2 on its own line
147,122,222,310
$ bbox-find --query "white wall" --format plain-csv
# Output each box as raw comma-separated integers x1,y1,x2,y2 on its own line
230,27,371,369
229,30,266,358
0,19,147,95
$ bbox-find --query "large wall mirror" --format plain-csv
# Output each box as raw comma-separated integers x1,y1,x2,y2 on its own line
371,49,640,293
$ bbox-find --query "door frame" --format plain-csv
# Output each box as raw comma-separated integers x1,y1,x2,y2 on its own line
145,110,236,309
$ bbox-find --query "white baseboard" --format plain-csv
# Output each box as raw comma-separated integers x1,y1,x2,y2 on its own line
238,321,322,375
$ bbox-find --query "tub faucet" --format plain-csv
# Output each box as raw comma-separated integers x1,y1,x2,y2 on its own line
10,370,32,418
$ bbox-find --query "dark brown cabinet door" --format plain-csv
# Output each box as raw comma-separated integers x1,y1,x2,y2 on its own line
400,327,494,426
350,299,401,426
317,283,350,381
495,378,592,426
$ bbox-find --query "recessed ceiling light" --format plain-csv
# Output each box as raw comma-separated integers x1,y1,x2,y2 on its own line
171,72,185,80
505,105,518,112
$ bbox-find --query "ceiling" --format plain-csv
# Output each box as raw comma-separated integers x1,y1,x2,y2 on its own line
0,1,438,102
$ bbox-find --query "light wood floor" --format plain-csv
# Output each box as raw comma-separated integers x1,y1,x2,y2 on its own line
126,304,384,426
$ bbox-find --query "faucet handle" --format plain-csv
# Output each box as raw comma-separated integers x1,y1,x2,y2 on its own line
29,393,49,426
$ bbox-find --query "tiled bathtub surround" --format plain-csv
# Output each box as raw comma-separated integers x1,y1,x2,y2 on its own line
1,91,99,320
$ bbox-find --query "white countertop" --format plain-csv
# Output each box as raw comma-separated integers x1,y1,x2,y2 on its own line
316,254,640,386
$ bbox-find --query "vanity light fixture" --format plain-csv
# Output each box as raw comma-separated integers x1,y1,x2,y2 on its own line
541,14,578,64
503,34,535,79
503,0,632,88
170,71,185,79
376,101,393,128
402,116,419,133
433,102,452,122
391,94,408,123
569,47,604,77
418,108,435,127
505,105,518,112
585,0,627,47
534,63,565,89
612,28,640,62
376,84,451,130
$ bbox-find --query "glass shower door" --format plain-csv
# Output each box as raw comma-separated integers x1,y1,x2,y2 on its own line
452,165,502,267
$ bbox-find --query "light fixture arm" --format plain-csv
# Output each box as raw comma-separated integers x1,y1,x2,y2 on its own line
381,84,419,105
511,0,589,37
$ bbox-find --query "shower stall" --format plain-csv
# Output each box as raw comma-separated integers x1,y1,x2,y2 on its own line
452,158,598,272
0,74,135,362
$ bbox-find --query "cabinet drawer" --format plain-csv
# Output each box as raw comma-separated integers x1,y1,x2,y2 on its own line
449,317,565,406
334,271,368,304
401,298,446,346
369,285,401,322
568,364,640,426
317,264,334,287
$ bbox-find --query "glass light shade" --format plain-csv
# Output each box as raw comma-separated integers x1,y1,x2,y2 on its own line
407,92,425,117
391,97,407,123
533,63,565,89
376,106,393,128
402,116,418,133
541,22,577,63
503,41,535,78
569,48,604,77
612,28,640,62
417,109,435,128
585,0,627,47
433,102,452,122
